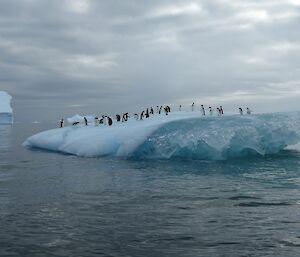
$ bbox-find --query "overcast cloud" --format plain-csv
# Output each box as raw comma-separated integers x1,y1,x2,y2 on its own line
0,0,300,121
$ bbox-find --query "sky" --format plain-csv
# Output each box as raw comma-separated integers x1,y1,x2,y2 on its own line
0,0,300,122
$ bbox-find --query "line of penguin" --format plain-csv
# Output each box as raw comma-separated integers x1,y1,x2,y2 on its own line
59,104,252,128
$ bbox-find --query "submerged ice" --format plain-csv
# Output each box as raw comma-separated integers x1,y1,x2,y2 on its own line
23,112,300,160
0,91,13,124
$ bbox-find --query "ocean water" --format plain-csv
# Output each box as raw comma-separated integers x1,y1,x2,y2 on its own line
1,123,300,257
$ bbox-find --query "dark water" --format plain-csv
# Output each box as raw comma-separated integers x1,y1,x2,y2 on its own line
1,124,300,257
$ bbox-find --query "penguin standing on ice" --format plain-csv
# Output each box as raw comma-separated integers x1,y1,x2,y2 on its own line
116,114,121,122
59,118,64,128
220,106,224,115
164,106,169,115
239,108,243,115
134,113,139,120
216,107,221,116
201,105,205,116
107,116,113,126
209,107,213,116
140,111,145,120
145,108,150,118
99,115,104,124
122,113,129,122
179,105,182,111
159,106,163,114
191,102,195,111
156,106,160,113
150,107,154,115
246,108,252,115
94,117,100,126
84,117,88,126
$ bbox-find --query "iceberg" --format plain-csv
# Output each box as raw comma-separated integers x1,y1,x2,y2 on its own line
0,91,13,124
23,112,300,160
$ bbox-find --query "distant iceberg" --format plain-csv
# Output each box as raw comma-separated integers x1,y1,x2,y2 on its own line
23,111,300,160
0,91,13,124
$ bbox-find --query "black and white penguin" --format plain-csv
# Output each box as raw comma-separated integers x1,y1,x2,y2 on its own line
122,113,129,122
156,106,160,113
94,117,99,126
145,108,149,118
107,117,113,126
59,118,64,128
164,106,168,115
239,108,243,115
209,107,213,116
201,105,205,116
220,106,224,115
140,111,145,120
159,106,163,114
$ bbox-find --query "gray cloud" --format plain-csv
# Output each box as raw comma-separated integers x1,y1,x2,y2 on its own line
0,0,300,122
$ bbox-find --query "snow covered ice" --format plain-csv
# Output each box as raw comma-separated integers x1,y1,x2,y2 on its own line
23,111,300,160
0,91,13,124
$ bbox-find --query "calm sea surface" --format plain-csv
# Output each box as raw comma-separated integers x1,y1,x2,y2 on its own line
0,123,300,257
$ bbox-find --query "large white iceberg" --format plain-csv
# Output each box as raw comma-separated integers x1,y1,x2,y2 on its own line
23,111,300,160
0,91,13,124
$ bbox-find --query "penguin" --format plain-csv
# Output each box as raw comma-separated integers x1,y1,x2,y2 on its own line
159,106,163,114
134,113,139,120
116,114,121,122
99,116,104,124
102,115,107,125
145,108,149,118
164,106,169,115
122,113,129,122
179,105,182,111
59,118,64,128
191,102,195,111
156,106,160,113
220,106,224,115
246,108,252,115
84,117,88,126
209,107,213,116
150,107,154,115
140,111,145,120
107,117,113,126
201,105,205,116
166,106,171,112
72,121,80,126
94,117,100,126
239,108,243,115
216,107,221,116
